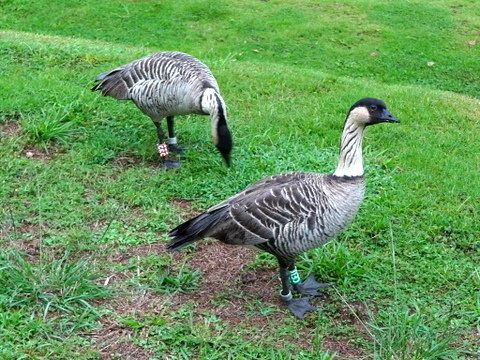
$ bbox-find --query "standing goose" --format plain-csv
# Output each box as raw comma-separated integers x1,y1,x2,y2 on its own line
168,98,399,319
92,51,232,169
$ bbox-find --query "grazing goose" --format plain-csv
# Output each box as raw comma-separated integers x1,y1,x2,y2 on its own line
168,98,399,318
92,51,232,169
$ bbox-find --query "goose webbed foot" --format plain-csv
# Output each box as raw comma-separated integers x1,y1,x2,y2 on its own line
161,158,181,170
280,291,316,320
157,143,181,170
294,275,330,296
285,297,317,320
168,143,185,155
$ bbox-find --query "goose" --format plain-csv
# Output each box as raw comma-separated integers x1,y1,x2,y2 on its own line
92,51,232,169
168,98,399,319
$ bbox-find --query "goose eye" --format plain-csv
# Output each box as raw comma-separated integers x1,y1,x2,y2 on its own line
369,105,377,111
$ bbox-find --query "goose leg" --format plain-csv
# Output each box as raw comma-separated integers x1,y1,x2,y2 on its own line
291,267,330,297
166,116,184,155
153,119,180,170
278,261,316,320
279,266,292,299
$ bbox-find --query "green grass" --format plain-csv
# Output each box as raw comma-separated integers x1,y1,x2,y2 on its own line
126,310,335,360
0,0,479,358
0,251,109,316
20,101,80,147
0,309,98,360
0,251,109,359
126,254,201,294
369,304,458,359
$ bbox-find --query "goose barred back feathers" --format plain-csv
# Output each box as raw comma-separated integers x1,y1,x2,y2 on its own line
92,52,220,118
168,172,364,259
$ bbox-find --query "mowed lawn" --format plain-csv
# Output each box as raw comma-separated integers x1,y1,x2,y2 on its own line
0,0,479,359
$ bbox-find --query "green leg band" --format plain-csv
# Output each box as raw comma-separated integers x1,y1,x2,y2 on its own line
289,268,301,285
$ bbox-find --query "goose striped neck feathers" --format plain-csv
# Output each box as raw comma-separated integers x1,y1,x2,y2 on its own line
334,98,398,178
201,88,232,166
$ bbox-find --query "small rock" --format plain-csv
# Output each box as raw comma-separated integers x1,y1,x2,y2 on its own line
427,61,435,67
25,151,34,158
467,40,476,46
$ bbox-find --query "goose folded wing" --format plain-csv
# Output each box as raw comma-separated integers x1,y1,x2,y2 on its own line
228,180,318,243
209,172,312,212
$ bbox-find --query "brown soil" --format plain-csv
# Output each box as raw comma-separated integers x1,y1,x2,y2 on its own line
13,236,42,261
94,239,372,357
111,151,143,168
110,242,170,264
337,300,370,334
92,240,285,359
0,120,22,137
3,113,60,161
2,217,44,261
104,238,282,325
22,145,59,161
322,338,366,359
89,317,154,360
170,197,199,219
173,241,282,324
110,150,173,171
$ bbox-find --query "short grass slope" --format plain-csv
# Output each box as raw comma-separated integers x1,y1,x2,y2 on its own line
0,0,479,359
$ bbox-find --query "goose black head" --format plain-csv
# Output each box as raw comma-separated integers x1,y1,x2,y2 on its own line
209,92,233,167
202,88,233,167
216,124,232,167
348,98,399,125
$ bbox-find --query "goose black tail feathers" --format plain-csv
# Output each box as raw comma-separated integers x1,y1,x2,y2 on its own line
167,206,226,251
91,68,129,100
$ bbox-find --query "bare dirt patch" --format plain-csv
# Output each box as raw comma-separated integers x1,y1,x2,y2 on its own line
0,112,22,136
22,145,60,161
171,241,286,325
322,338,365,359
170,197,199,218
96,238,356,355
2,217,44,261
0,120,22,138
110,150,174,171
97,291,168,319
12,235,42,260
337,300,370,332
89,316,154,360
106,238,282,325
110,242,170,264
1,114,61,161
111,151,143,168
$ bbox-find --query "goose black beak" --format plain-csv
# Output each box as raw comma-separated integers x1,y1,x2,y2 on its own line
379,109,399,123
216,125,232,167
221,152,231,167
